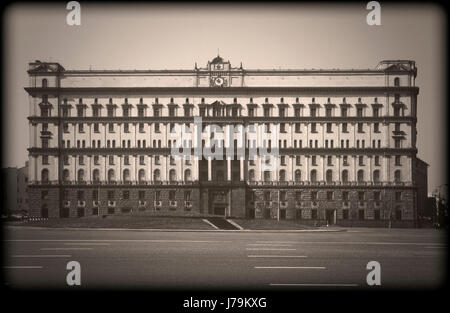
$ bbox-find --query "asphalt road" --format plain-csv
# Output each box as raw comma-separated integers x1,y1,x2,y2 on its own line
2,226,446,290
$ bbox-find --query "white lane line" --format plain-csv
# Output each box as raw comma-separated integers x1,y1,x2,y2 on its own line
64,243,110,246
41,247,93,251
425,246,445,249
248,255,307,258
247,243,293,247
246,248,296,251
3,266,43,269
255,241,444,246
270,283,358,287
6,240,231,243
255,266,325,269
12,255,71,258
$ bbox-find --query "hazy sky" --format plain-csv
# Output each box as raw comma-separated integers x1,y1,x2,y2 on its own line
2,3,446,192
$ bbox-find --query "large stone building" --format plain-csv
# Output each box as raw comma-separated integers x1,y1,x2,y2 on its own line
25,56,424,227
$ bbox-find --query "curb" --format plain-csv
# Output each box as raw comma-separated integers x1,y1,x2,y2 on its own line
5,225,347,233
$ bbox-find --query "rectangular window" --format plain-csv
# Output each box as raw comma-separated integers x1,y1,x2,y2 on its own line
94,123,99,132
169,190,176,201
327,191,333,201
138,190,145,199
124,123,129,133
342,209,349,220
155,191,161,201
107,107,114,117
311,123,317,133
123,190,129,199
78,123,84,133
326,123,332,133
311,191,318,201
107,190,114,200
311,209,318,219
77,190,84,200
155,123,160,133
374,123,380,133
42,155,49,165
374,191,381,201
342,191,349,201
357,123,363,133
395,155,401,166
342,123,348,133
108,123,114,133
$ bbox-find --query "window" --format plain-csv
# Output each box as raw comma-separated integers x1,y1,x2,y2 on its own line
295,170,301,182
310,170,317,182
109,156,114,165
357,123,364,133
357,108,363,117
169,190,176,201
342,170,349,183
358,192,365,201
395,192,402,201
395,155,401,166
326,170,333,183
311,209,318,219
279,170,286,182
264,191,271,201
153,169,161,181
394,77,400,86
373,107,379,117
155,123,160,133
373,170,380,183
341,107,347,117
342,209,349,220
124,123,129,133
263,171,271,182
77,169,84,182
343,156,348,166
326,123,332,133
94,123,99,132
342,123,348,133
311,191,318,201
107,190,114,200
311,156,317,166
359,155,364,166
123,190,130,199
79,155,84,165
77,190,85,200
184,169,192,181
374,123,380,133
327,156,332,166
374,191,381,201
327,191,333,201
295,123,301,133
123,169,131,182
139,190,145,199
108,123,114,133
139,156,145,165
280,123,286,133
42,155,49,165
357,169,364,182
342,191,349,201
93,169,100,182
41,169,49,182
311,123,317,133
375,156,380,166
394,170,401,182
310,108,316,117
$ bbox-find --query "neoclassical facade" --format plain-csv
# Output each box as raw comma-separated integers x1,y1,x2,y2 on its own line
26,56,422,227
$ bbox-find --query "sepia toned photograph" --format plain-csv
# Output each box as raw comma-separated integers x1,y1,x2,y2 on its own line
1,1,448,309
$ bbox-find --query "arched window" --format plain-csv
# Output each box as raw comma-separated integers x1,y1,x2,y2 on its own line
310,169,317,183
41,169,49,182
138,169,146,182
394,77,400,86
153,169,161,181
77,169,84,182
62,169,69,182
169,169,176,182
295,170,301,182
249,169,255,182
123,169,130,182
357,169,364,182
326,169,333,183
342,170,349,183
108,169,115,182
279,170,286,182
394,170,401,182
42,79,48,88
93,169,100,182
184,169,191,181
264,171,271,182
373,170,380,183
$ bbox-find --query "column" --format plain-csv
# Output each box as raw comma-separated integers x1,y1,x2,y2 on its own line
240,158,244,181
208,158,212,181
227,158,232,181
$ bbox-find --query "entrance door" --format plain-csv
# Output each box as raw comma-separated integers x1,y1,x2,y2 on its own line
279,209,286,220
214,206,225,216
326,209,336,225
247,209,255,219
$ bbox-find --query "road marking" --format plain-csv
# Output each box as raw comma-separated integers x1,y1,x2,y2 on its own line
425,246,445,249
41,247,93,251
64,243,111,246
270,283,358,287
248,255,307,258
3,266,43,269
12,255,71,258
255,266,325,269
6,240,231,243
246,248,296,251
247,243,293,246
255,241,444,246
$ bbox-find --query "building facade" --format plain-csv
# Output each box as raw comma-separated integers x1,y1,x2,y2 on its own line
26,56,421,227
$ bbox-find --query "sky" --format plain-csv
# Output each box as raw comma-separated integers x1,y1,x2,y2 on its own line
2,2,447,192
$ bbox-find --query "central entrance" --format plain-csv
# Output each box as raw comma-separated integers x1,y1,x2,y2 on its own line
326,209,337,225
210,190,229,216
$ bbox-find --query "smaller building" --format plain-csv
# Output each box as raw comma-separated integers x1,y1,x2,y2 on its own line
17,161,30,212
1,162,29,216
